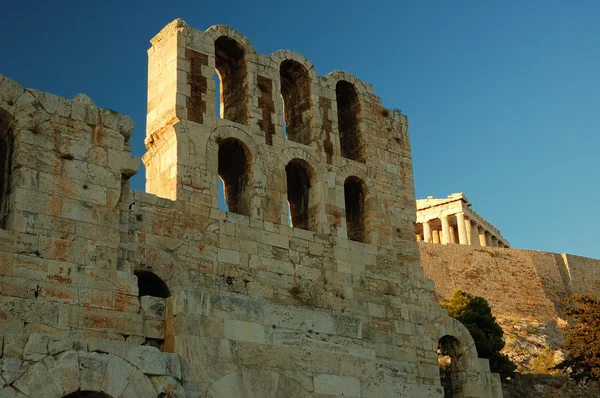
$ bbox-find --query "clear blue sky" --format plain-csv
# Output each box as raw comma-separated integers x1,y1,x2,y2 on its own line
1,1,599,259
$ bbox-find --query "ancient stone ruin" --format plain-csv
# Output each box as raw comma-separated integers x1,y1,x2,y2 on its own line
0,20,503,397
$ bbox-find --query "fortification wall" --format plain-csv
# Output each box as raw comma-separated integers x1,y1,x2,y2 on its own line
419,243,600,321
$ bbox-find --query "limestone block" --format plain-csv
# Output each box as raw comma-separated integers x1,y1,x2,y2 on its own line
13,361,62,398
140,296,166,319
47,350,79,396
163,353,182,380
121,369,158,398
314,374,361,397
144,319,165,339
78,351,108,392
1,359,27,385
0,77,25,107
224,319,266,344
102,354,136,397
2,335,28,359
150,375,185,397
0,386,27,398
22,334,48,361
127,345,168,376
265,304,335,335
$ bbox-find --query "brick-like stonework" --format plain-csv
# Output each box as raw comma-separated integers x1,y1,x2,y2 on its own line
0,19,502,397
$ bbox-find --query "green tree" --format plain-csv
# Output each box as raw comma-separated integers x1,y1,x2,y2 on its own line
441,289,516,377
554,294,600,383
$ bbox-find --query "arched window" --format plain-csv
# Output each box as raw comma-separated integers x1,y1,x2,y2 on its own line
336,81,363,162
344,176,366,242
0,118,13,230
218,138,251,216
134,270,170,298
215,36,248,124
280,60,311,145
285,159,313,230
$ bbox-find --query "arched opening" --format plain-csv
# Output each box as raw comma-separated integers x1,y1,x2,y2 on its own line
438,335,464,398
218,138,251,216
285,159,313,230
344,176,366,242
214,71,222,118
280,60,311,145
134,270,170,298
62,392,114,398
214,36,248,124
336,81,363,162
0,114,13,230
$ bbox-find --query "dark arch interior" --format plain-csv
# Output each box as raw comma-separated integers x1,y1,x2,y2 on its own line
0,112,13,230
336,81,363,162
135,270,170,298
438,335,462,398
62,392,113,398
286,160,312,230
215,36,248,124
218,138,251,215
344,176,366,242
280,60,311,145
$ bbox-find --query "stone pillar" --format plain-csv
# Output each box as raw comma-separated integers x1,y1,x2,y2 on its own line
485,232,493,247
471,222,480,246
491,236,498,247
456,212,468,245
465,220,472,245
478,228,487,246
416,233,422,242
423,221,432,243
432,229,440,244
440,215,450,244
449,226,457,244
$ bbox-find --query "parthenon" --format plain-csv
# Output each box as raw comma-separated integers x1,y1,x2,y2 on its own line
415,193,509,248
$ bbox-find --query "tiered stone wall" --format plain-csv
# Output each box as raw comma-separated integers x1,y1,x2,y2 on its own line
0,19,503,397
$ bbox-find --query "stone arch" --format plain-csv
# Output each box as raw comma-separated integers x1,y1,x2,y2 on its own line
432,316,493,398
207,125,262,217
213,35,250,124
0,107,15,229
205,25,257,56
207,125,259,174
269,50,318,83
344,176,368,243
2,350,181,398
134,270,170,298
326,70,372,99
336,80,364,162
203,370,312,398
336,164,376,243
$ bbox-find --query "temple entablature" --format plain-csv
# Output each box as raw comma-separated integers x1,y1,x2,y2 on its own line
415,193,510,248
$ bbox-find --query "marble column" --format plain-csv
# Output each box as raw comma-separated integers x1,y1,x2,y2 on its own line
456,212,468,245
485,232,493,247
416,233,422,242
449,226,457,244
432,229,440,244
478,227,487,246
470,222,480,246
423,221,432,243
441,215,450,244
491,236,498,247
465,220,472,245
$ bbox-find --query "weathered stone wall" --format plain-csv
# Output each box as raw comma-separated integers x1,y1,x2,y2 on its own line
0,19,503,398
419,243,600,322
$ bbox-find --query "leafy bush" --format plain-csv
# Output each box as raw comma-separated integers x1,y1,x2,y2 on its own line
441,289,517,377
